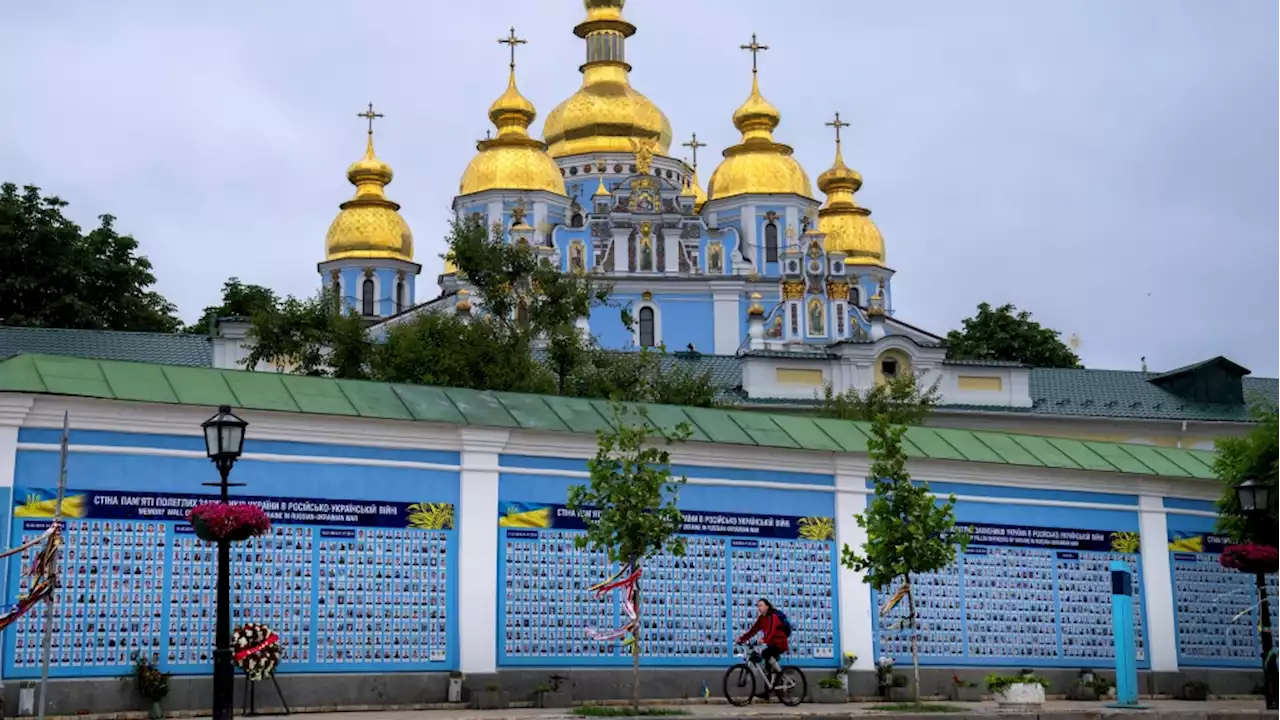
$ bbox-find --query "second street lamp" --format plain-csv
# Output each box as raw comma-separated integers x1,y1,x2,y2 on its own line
201,405,248,720
1234,477,1277,711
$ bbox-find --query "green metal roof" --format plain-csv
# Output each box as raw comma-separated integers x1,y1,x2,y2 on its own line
0,325,213,367
0,354,1221,481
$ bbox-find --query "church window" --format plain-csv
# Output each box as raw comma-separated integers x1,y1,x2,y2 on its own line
638,306,655,348
614,164,623,174
395,281,406,314
850,286,861,306
570,167,578,176
516,300,529,326
765,221,779,262
881,358,899,378
571,213,584,228
361,278,375,316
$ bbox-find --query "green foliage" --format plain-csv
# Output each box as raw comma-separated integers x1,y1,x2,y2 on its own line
945,302,1080,368
817,676,845,689
187,278,279,335
1213,402,1279,544
244,288,370,378
984,673,1050,693
818,372,940,425
0,183,179,332
567,348,721,407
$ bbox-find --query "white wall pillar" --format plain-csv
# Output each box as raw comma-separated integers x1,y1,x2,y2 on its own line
1138,493,1178,672
457,428,509,674
0,396,33,610
486,200,503,233
835,456,874,670
741,205,757,266
711,283,741,355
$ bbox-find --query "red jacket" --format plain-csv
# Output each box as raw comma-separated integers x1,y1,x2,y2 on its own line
738,611,789,652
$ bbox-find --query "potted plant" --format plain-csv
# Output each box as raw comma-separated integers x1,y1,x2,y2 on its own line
949,675,983,702
812,676,849,704
534,674,572,708
1067,669,1098,701
1177,679,1211,701
985,671,1049,707
875,656,895,698
471,683,509,710
887,674,912,702
126,654,171,720
1090,676,1115,701
188,503,271,543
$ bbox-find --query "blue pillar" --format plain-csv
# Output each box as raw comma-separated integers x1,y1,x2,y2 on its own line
1107,560,1147,709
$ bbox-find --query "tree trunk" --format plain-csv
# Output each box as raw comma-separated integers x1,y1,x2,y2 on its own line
632,571,642,713
906,583,920,705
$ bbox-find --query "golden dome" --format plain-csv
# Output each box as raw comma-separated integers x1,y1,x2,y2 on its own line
459,69,566,197
817,141,884,266
707,75,812,200
325,134,414,262
542,1,672,157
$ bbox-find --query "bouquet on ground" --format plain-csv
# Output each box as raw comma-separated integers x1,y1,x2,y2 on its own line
188,503,271,543
233,623,281,681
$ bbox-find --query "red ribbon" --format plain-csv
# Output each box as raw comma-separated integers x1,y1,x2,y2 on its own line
233,632,280,662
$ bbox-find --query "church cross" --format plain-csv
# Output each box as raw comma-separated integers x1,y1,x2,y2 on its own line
681,132,707,170
740,33,768,74
357,102,384,136
825,112,850,146
498,27,527,70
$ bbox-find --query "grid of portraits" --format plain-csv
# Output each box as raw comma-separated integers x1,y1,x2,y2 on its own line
730,540,836,660
12,520,165,671
1172,555,1279,663
168,525,313,668
316,529,449,665
874,546,1146,664
645,537,727,659
502,530,615,659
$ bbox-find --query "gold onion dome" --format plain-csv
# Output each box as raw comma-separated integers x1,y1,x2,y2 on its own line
708,73,812,200
458,68,566,196
817,140,885,266
325,133,414,262
542,0,672,157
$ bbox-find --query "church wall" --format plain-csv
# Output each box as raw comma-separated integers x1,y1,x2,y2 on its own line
591,294,716,352
0,394,1266,709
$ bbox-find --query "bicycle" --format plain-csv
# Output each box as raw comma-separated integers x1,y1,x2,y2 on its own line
723,642,807,707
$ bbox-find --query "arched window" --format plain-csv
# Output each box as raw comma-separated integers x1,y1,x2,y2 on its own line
361,277,375,316
571,213,584,228
765,221,779,262
850,286,861,307
516,300,530,326
395,281,406,314
638,306,655,348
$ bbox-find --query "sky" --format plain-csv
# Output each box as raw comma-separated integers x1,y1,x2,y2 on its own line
2,0,1276,375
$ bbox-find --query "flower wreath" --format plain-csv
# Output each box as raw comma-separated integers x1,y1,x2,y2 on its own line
233,623,281,681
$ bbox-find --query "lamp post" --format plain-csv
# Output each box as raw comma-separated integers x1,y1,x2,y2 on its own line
1235,477,1277,710
201,406,247,720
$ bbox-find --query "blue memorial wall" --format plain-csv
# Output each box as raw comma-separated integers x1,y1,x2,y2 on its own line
1166,502,1279,668
496,456,838,668
5,429,460,678
872,484,1148,668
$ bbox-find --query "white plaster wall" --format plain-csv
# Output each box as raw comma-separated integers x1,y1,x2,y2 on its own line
457,428,508,674
1138,494,1178,671
710,283,741,355
836,456,874,670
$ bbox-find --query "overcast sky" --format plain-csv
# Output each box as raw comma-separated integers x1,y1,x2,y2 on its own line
2,1,1276,375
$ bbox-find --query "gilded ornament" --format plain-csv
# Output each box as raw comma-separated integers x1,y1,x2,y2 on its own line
826,281,849,300
782,282,804,300
325,107,414,263
631,137,657,175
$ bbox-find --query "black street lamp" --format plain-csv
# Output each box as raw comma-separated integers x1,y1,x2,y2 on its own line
1235,477,1277,710
201,405,247,720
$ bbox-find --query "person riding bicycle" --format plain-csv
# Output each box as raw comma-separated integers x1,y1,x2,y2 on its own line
737,598,789,679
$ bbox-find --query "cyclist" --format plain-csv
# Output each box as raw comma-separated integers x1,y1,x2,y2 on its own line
736,598,788,681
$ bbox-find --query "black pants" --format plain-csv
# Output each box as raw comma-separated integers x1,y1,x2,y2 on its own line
761,644,784,668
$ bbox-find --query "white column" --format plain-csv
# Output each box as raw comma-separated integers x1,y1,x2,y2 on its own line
741,205,757,266
835,456,874,670
662,229,676,274
1138,494,1178,672
457,428,509,674
784,205,799,238
0,396,34,609
613,230,628,273
711,282,741,355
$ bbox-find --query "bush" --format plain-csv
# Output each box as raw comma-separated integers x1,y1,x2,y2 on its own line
818,676,845,689
985,673,1050,694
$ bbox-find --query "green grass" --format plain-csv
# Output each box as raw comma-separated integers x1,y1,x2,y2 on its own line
575,708,690,717
870,703,967,713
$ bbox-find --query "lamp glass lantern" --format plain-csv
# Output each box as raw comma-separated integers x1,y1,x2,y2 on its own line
1236,477,1270,514
202,405,247,462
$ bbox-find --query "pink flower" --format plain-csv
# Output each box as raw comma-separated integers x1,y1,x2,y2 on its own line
1220,543,1279,574
189,503,271,540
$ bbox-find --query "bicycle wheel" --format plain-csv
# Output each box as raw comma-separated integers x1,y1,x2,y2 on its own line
723,663,757,707
774,665,806,706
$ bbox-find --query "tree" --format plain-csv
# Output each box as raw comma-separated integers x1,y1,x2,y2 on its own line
840,414,970,704
0,182,179,332
945,302,1080,368
1214,402,1279,544
567,403,691,711
244,289,370,378
186,278,279,335
818,372,940,425
567,347,722,408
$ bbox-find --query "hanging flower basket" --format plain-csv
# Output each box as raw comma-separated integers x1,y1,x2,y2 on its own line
188,503,271,543
233,623,281,681
1220,544,1280,575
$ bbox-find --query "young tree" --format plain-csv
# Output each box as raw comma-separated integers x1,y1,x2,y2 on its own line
818,372,940,425
186,278,279,335
566,347,722,408
0,183,179,332
1214,402,1279,543
567,404,691,711
945,302,1080,368
840,414,970,704
243,289,371,378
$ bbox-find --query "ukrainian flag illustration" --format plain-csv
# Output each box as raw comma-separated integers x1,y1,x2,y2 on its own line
498,502,553,528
